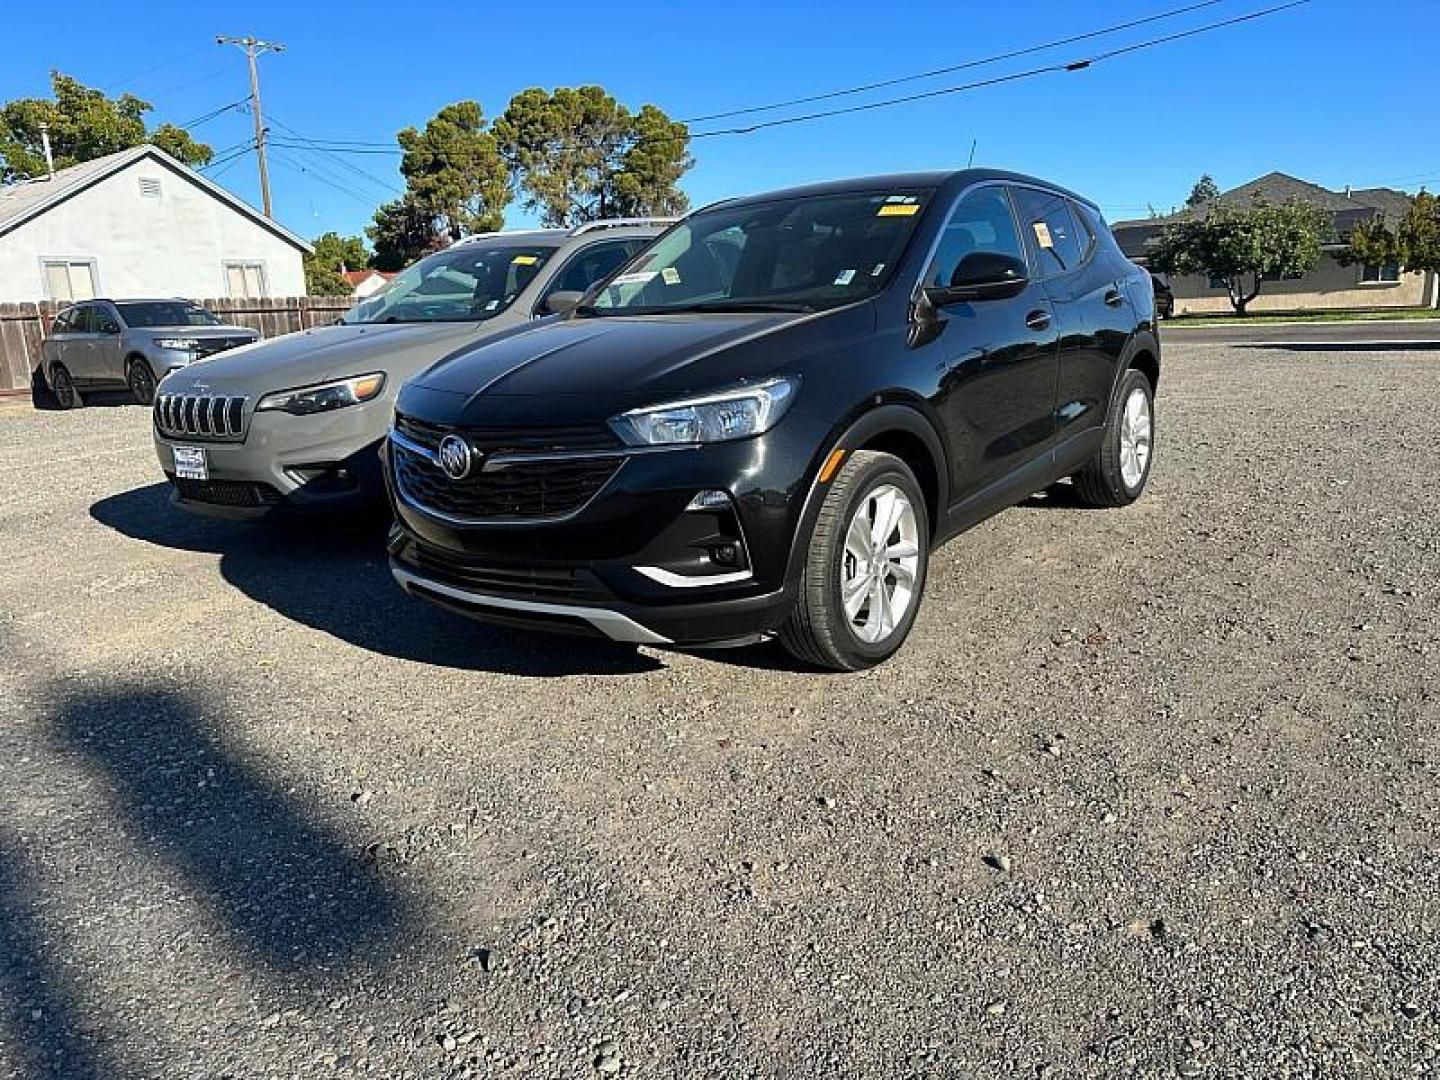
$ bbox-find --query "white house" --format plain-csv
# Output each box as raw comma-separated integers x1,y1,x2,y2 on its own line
341,268,395,299
0,144,311,303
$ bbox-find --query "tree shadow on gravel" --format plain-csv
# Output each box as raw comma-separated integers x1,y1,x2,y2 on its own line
0,835,116,1080
89,483,661,676
49,683,412,973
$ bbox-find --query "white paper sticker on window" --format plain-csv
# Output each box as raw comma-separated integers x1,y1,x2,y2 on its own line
833,269,856,286
1033,221,1054,249
660,267,681,285
612,271,658,286
871,263,886,277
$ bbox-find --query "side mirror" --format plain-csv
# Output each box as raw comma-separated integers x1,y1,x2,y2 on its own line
924,252,1029,306
542,290,584,316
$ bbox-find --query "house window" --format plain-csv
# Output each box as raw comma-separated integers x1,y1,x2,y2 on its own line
1260,269,1304,282
1360,262,1401,283
42,259,98,302
224,261,268,298
138,176,162,199
1207,273,1229,290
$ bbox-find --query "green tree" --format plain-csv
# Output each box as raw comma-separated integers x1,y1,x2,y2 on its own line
1337,214,1404,272
304,231,369,296
396,101,510,242
494,86,691,227
1396,190,1440,273
367,196,447,271
1185,174,1221,208
0,72,211,183
1150,200,1331,315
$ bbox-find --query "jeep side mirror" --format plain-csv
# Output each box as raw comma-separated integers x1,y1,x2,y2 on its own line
924,252,1029,306
542,290,584,316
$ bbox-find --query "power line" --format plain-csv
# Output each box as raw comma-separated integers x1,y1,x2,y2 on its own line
101,45,214,94
177,98,250,131
268,148,380,207
206,147,254,183
265,116,405,195
681,0,1231,125
688,0,1311,139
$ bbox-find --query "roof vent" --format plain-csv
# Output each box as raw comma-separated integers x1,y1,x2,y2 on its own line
139,176,162,199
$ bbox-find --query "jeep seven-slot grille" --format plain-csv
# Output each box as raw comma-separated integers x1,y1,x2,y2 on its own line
154,394,247,441
391,413,623,521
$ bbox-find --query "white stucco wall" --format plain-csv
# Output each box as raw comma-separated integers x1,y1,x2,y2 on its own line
0,155,306,302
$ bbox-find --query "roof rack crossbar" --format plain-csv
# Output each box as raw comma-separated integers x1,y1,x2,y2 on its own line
569,217,679,236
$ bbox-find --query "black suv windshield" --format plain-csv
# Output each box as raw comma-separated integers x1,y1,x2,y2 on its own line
588,189,932,315
343,243,558,324
117,302,221,327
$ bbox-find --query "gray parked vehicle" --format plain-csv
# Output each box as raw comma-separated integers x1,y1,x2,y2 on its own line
41,299,259,408
151,220,670,517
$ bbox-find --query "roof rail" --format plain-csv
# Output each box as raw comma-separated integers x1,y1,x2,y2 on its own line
449,230,507,247
569,217,679,236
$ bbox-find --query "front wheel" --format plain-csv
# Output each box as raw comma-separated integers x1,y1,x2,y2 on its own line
780,450,930,671
127,358,157,405
1073,368,1155,507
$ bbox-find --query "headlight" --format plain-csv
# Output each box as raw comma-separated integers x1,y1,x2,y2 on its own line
255,373,386,416
155,338,200,350
610,376,798,446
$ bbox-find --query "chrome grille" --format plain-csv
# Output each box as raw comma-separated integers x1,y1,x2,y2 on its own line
154,394,248,441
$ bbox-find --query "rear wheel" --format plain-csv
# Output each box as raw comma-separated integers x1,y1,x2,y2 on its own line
1073,368,1154,507
50,364,80,410
126,358,157,405
780,450,930,671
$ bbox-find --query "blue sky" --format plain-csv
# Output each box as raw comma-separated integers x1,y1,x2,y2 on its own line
6,0,1437,242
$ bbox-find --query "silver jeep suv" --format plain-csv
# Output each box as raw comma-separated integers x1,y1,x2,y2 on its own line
150,220,670,517
41,299,258,408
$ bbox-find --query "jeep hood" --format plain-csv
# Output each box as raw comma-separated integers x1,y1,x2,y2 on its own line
157,321,490,396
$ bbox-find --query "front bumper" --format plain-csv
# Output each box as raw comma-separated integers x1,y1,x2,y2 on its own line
152,397,392,518
384,422,825,647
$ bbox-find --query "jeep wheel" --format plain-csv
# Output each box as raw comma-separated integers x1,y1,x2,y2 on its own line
50,364,80,410
780,450,929,671
1073,368,1154,507
127,358,157,405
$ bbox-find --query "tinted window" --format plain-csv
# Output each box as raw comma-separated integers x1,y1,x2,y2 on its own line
51,310,74,334
924,187,1027,289
1012,188,1084,276
591,189,932,314
547,239,646,297
95,306,121,333
343,243,558,324
118,301,222,327
69,305,95,333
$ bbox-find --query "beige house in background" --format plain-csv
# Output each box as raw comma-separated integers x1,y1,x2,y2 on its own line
1112,173,1439,316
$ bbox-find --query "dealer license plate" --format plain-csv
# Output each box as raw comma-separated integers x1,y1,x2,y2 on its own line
173,445,208,481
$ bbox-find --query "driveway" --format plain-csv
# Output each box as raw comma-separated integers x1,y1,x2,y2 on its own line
1,340,1436,1078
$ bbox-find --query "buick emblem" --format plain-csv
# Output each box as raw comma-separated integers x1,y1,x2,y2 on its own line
437,434,476,480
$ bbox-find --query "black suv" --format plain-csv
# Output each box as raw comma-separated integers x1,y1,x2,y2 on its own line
385,170,1159,669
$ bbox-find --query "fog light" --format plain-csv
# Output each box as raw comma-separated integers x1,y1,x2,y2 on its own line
711,544,739,566
686,489,732,512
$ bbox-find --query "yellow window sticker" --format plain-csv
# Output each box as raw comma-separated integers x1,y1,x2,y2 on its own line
511,254,539,265
661,267,681,285
877,204,920,217
1032,221,1054,249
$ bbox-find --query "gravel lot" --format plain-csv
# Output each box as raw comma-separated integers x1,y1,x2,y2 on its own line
1,340,1436,1079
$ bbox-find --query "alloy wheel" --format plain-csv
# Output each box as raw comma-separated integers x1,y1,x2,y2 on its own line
840,483,921,644
1118,387,1152,489
52,368,76,409
129,362,156,405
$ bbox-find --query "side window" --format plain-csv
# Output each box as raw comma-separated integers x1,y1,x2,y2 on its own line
50,310,73,335
546,239,642,298
70,305,95,333
924,186,1027,289
1012,188,1084,277
95,305,121,334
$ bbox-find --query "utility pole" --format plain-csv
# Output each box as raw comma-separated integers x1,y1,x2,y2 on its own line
216,35,284,218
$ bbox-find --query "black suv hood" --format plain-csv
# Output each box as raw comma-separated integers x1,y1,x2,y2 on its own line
400,308,871,426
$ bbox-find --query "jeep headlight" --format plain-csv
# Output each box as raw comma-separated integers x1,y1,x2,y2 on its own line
255,373,386,416
155,337,200,350
609,377,798,446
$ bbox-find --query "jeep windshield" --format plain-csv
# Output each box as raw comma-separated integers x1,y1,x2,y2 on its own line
343,244,558,325
586,189,932,316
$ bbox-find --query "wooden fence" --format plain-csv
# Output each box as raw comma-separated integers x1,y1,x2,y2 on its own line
0,296,357,396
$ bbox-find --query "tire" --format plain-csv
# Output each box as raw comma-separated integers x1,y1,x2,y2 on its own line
50,364,81,410
30,366,60,410
127,357,157,405
780,450,930,671
1073,368,1154,507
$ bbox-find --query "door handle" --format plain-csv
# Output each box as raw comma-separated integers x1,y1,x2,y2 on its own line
1025,309,1052,331
1103,288,1125,307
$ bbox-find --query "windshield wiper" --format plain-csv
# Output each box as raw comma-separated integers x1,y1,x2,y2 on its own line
666,300,817,314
